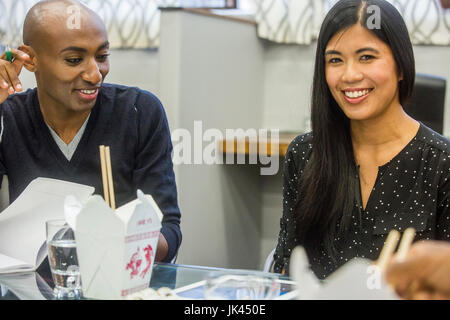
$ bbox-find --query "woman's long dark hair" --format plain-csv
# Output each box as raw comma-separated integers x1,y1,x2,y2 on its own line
295,0,416,261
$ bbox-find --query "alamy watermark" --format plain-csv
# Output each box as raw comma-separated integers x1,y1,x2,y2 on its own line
366,264,383,290
171,121,280,176
66,4,81,30
366,5,381,30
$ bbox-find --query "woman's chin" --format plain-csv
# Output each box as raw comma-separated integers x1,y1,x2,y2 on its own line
341,108,373,122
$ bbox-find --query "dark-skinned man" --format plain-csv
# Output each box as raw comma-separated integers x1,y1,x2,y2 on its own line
0,0,181,263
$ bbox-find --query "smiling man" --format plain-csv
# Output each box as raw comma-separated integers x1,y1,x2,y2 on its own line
0,0,181,263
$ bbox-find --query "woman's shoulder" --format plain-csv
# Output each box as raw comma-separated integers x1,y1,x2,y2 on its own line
286,132,313,154
284,132,313,169
416,123,450,155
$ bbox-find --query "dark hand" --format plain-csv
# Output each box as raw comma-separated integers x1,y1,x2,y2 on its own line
385,241,450,299
0,48,31,103
155,233,169,262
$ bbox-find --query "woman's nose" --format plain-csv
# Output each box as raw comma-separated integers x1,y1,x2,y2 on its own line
341,61,364,83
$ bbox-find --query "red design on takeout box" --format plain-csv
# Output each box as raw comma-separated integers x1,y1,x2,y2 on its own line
141,244,154,278
126,246,143,279
125,231,159,243
125,243,155,280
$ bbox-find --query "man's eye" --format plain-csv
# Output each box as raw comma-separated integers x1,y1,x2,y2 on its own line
65,58,82,64
97,54,110,62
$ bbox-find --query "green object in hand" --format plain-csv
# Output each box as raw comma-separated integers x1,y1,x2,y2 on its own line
5,47,12,62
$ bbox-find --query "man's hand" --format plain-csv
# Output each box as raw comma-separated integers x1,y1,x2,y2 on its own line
385,241,450,299
0,48,31,104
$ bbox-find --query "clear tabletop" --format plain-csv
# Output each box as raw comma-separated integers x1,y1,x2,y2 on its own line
0,262,293,300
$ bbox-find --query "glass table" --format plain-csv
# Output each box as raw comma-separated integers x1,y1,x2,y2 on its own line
0,262,294,300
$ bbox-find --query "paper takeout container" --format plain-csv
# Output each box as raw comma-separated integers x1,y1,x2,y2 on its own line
289,246,399,300
74,190,162,300
313,258,399,300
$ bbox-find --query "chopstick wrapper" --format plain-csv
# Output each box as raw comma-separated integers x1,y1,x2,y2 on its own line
74,190,162,300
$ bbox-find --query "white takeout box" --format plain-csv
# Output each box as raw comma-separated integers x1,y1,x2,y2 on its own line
74,190,162,300
288,246,399,300
313,258,399,300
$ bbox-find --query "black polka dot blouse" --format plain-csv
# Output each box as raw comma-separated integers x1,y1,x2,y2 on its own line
273,123,450,280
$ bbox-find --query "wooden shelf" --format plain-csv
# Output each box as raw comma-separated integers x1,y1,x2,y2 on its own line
160,8,256,25
218,132,301,157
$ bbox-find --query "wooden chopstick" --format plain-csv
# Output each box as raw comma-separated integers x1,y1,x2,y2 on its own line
99,145,110,207
104,146,116,210
376,229,400,271
99,145,115,209
395,228,416,262
376,228,416,271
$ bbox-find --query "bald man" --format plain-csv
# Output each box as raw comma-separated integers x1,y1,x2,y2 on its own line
0,0,181,263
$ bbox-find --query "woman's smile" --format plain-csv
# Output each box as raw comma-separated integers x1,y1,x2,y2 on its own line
342,88,374,104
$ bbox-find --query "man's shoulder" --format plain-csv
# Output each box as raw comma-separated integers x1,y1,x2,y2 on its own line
101,83,161,104
100,83,164,115
100,83,168,130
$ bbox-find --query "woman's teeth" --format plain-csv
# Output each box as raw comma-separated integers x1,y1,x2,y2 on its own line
344,89,371,98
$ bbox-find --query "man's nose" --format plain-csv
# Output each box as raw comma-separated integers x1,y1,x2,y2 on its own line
81,58,102,85
341,61,364,83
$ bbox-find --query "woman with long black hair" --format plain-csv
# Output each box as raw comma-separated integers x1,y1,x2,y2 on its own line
274,0,450,279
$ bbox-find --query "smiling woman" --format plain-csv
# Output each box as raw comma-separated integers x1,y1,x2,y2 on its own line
273,0,450,280
325,25,404,124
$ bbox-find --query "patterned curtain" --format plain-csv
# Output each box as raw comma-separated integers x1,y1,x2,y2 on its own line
0,0,231,49
254,0,450,46
1,0,448,48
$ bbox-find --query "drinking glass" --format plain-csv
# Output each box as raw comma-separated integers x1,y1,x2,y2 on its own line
204,273,280,300
46,219,82,299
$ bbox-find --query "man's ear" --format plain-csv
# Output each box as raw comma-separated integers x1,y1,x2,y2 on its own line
18,45,37,72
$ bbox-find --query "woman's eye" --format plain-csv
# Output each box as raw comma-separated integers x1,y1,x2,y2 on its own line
328,57,342,64
360,55,375,61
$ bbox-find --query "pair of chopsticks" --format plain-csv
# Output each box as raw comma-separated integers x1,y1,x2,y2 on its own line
376,228,416,271
99,145,116,210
